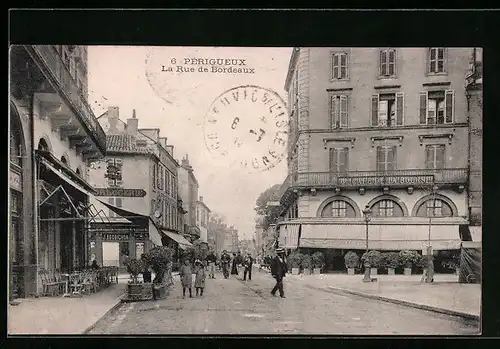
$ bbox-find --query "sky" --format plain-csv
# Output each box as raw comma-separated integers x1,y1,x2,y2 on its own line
87,46,293,239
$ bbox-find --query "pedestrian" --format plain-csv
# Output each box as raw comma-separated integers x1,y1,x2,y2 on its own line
243,253,253,281
179,258,193,298
270,248,288,298
194,259,206,296
90,259,100,270
221,250,231,279
207,251,217,279
231,253,239,275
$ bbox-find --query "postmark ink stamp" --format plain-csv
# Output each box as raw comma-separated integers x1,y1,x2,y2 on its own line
203,85,288,173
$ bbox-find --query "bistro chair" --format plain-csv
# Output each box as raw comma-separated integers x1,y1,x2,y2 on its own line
69,273,84,297
39,269,65,297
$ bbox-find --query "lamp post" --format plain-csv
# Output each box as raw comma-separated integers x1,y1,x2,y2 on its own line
362,205,372,283
425,185,436,283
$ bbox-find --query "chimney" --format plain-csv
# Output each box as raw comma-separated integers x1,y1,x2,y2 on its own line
181,154,191,168
166,145,174,157
108,106,119,134
126,109,138,136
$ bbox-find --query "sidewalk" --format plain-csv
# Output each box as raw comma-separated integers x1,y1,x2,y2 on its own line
287,273,481,320
8,282,126,335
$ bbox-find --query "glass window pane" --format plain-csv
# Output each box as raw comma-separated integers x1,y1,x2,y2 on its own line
340,67,346,79
437,48,444,59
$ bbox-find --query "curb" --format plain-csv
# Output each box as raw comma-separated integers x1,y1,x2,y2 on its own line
326,286,480,321
81,292,126,334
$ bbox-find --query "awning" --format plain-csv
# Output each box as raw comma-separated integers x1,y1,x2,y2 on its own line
300,223,462,250
469,226,482,242
148,219,163,247
278,224,300,249
40,158,93,197
161,230,193,250
97,199,148,225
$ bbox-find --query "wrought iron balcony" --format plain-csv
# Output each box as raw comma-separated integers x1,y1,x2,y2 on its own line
279,168,467,198
26,45,106,154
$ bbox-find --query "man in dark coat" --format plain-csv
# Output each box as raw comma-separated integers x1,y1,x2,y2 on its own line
270,248,288,298
243,253,254,281
221,250,231,279
207,251,217,279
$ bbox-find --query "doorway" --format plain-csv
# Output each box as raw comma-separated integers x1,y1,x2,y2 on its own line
60,220,74,272
102,242,120,267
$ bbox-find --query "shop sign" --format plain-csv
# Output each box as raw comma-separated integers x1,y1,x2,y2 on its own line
94,188,147,197
102,233,130,241
338,175,434,187
9,170,22,191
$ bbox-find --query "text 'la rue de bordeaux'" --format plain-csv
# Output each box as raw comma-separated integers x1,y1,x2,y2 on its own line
161,58,256,74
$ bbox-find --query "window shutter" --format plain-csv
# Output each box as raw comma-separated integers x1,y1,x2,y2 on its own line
340,95,348,128
388,49,396,76
340,53,348,78
380,50,387,76
152,164,156,189
436,145,445,169
425,145,433,169
340,148,348,173
445,90,454,123
429,48,437,73
396,92,404,126
330,95,336,129
389,146,397,170
329,148,336,172
332,54,339,79
371,94,379,126
419,91,428,124
376,146,384,171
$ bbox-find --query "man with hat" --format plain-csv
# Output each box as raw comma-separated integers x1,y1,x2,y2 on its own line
270,247,288,298
220,250,231,279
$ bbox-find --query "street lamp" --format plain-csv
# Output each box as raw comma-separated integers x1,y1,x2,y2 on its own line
362,205,372,283
425,185,437,283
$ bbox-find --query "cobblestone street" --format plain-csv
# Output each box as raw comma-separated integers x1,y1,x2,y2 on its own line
89,269,479,335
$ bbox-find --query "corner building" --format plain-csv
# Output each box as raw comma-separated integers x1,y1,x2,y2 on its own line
278,48,475,271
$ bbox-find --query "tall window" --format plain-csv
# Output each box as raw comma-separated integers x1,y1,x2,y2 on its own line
371,93,404,127
332,200,347,217
377,146,397,172
329,148,348,174
425,145,445,169
152,164,157,190
429,48,445,74
419,90,454,125
108,197,122,218
330,95,348,129
331,52,348,79
380,49,397,77
10,128,22,167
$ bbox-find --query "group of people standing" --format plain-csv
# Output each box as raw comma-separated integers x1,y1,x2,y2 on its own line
177,247,287,299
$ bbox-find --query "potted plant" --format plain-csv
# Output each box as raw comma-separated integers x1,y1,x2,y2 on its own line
287,251,302,275
399,250,420,275
384,252,401,275
124,258,153,301
148,246,174,300
344,251,359,275
361,250,382,275
301,254,313,275
311,252,325,274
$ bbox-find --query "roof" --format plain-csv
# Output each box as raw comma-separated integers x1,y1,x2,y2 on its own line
106,134,150,154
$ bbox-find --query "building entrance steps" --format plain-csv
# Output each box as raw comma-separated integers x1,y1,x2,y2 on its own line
8,282,126,334
287,273,481,320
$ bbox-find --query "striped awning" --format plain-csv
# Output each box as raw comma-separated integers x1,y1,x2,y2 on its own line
278,224,301,249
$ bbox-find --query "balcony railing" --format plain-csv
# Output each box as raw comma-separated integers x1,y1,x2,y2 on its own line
28,45,106,154
280,168,467,194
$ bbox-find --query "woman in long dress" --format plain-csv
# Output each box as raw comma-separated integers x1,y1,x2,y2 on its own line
194,259,206,296
179,258,193,298
231,253,238,275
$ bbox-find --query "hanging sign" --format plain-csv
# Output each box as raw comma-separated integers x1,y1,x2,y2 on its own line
94,188,147,197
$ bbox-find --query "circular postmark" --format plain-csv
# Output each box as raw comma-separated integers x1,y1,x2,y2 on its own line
203,85,289,173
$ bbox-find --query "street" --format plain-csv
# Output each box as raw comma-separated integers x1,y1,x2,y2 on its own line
88,269,479,335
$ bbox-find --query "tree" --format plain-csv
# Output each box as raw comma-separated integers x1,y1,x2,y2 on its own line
255,184,282,230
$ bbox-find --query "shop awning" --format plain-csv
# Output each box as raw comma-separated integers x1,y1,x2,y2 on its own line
148,219,163,247
161,230,193,250
40,158,94,197
278,224,301,249
300,223,463,251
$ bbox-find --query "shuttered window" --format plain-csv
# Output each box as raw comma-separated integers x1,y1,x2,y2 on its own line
376,146,397,172
429,48,445,74
330,95,348,129
329,148,349,174
380,49,397,77
371,93,404,127
419,90,454,125
425,145,445,169
332,52,348,79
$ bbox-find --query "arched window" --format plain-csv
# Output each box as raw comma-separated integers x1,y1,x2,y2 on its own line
38,138,49,151
321,200,356,218
416,198,453,217
371,199,404,217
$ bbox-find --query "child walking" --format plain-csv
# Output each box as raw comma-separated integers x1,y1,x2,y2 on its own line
179,258,193,298
194,259,206,296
